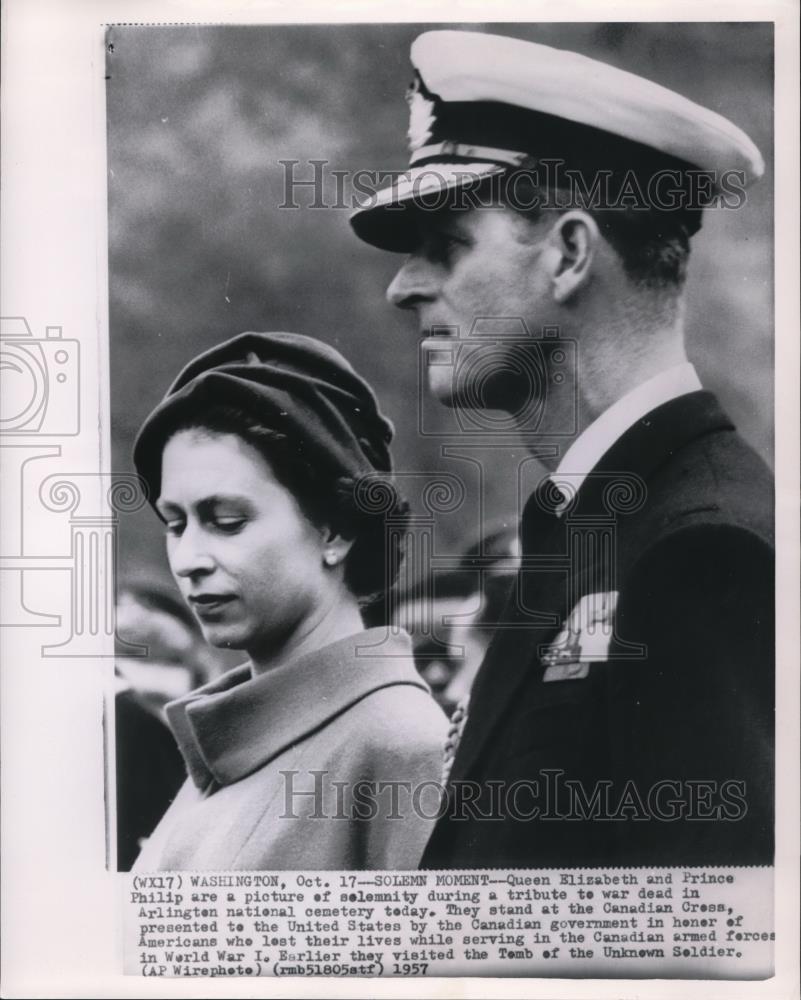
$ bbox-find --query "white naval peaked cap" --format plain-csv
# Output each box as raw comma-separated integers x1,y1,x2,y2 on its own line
350,30,765,251
411,30,764,181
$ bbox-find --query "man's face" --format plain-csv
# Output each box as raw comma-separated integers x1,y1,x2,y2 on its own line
386,203,554,410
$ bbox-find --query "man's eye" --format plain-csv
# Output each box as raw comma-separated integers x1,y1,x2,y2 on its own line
425,233,462,262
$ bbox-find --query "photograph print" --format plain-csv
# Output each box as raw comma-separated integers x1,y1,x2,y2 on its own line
107,21,775,874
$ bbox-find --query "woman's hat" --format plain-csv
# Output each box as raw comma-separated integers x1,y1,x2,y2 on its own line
133,331,395,504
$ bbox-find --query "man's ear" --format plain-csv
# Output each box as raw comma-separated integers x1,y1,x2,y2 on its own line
548,210,600,304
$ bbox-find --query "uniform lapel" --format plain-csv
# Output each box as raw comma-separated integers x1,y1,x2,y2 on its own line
447,489,567,783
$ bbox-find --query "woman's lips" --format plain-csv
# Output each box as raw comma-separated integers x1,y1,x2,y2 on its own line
189,594,236,617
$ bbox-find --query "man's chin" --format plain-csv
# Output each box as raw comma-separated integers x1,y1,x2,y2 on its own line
426,367,460,408
428,366,545,416
426,373,521,413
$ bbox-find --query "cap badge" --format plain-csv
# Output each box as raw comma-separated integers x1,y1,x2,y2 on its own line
406,76,436,152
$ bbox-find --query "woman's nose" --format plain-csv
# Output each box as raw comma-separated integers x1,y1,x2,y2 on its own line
386,255,438,310
169,526,215,579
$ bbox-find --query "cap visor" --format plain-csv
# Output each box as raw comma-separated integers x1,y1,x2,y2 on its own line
350,162,505,251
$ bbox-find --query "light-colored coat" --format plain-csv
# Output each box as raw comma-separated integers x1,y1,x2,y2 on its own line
134,629,448,870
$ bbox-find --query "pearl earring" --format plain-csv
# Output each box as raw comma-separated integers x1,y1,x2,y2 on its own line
324,551,338,567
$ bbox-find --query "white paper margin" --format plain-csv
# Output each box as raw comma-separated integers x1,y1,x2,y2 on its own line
1,1,798,998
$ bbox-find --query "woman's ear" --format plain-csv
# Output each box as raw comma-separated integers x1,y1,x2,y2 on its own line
548,210,600,304
321,530,355,568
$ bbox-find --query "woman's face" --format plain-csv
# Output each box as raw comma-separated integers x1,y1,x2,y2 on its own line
156,428,332,658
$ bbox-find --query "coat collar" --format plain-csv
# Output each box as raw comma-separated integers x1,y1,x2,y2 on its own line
165,628,428,789
571,389,733,515
551,362,702,502
524,390,734,545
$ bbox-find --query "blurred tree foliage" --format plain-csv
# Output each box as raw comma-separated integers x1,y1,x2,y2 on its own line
108,22,773,585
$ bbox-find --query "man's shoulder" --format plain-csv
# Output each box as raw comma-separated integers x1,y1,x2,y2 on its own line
614,425,774,621
633,423,773,549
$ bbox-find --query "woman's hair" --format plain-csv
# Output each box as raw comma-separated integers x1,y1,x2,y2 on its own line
161,402,410,606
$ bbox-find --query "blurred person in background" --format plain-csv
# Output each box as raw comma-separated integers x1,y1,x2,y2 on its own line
116,579,223,705
130,331,447,870
352,30,774,868
115,580,223,870
393,522,520,714
393,567,478,714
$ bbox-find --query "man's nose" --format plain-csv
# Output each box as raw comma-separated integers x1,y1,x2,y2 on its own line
169,526,215,580
386,255,437,310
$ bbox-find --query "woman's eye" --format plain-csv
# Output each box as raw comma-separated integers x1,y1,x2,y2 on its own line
213,517,247,533
164,520,185,537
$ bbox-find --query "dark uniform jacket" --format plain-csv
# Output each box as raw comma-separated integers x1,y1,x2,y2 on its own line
422,390,774,869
